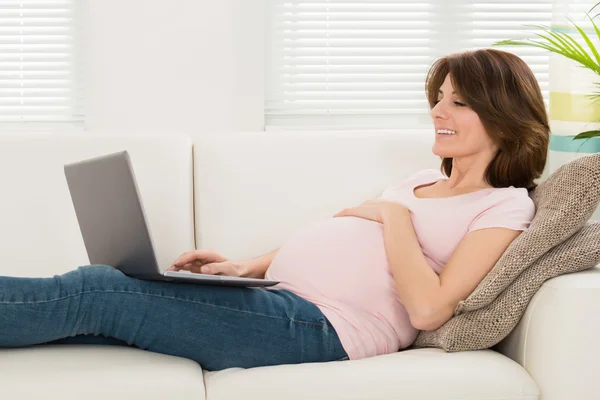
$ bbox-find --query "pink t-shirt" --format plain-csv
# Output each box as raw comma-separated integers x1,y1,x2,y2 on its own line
264,168,536,360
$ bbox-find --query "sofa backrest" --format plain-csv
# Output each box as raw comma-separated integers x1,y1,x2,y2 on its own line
193,131,440,261
0,133,195,277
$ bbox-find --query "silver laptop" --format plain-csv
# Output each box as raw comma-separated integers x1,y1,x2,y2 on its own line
64,150,279,288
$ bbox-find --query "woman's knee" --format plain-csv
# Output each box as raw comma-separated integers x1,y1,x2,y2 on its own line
78,264,121,275
70,264,128,288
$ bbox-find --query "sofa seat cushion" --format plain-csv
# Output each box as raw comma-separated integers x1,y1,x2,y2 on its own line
0,345,205,399
203,348,538,400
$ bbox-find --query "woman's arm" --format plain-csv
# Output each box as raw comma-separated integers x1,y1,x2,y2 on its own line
238,248,280,279
382,210,520,331
381,210,442,329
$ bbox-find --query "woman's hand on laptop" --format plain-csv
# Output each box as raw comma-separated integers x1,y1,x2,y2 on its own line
168,249,244,277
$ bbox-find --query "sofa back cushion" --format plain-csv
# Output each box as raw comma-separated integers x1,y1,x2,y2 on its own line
192,131,440,260
0,133,195,277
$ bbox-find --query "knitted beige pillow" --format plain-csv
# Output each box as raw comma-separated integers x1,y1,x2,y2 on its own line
412,221,600,351
454,152,600,315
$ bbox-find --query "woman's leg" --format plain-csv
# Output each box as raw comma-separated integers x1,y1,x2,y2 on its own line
0,265,348,371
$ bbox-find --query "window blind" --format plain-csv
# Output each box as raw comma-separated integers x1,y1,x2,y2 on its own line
265,0,555,129
0,0,83,124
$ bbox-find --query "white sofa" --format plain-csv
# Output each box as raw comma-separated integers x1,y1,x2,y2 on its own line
0,131,598,400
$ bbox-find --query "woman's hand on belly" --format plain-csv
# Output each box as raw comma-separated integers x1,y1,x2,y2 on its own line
333,199,409,223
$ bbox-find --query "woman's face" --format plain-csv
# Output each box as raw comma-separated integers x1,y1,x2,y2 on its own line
430,74,498,160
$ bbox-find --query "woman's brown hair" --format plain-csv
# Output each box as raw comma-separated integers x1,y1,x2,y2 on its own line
425,48,550,191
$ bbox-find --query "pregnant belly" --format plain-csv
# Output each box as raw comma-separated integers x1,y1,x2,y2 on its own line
265,217,395,308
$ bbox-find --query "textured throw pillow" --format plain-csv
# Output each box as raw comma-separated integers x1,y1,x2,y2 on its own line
412,221,600,351
454,152,600,315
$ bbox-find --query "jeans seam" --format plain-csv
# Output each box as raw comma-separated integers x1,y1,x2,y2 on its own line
0,289,329,329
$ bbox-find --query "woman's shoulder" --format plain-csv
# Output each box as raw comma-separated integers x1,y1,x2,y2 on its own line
468,186,536,231
484,185,535,213
489,184,532,199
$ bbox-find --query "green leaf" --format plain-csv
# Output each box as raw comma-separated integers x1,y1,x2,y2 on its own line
560,31,596,60
495,24,600,73
588,13,600,43
493,39,556,54
533,24,582,58
495,37,600,73
569,17,600,67
552,31,588,59
539,31,576,56
550,32,600,73
555,30,600,72
493,21,600,75
573,130,600,140
495,35,564,54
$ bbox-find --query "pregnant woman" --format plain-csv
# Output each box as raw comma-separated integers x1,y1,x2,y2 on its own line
0,48,549,371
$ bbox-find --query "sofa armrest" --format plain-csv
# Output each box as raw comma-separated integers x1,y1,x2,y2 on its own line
495,266,600,400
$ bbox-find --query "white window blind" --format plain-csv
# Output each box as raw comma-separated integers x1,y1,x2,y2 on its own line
265,0,554,129
0,0,83,125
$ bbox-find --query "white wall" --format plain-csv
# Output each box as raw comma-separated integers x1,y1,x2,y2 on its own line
82,0,264,136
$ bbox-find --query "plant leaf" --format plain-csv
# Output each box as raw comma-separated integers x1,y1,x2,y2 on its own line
493,39,558,54
569,17,600,67
495,24,600,73
539,31,577,56
536,24,584,58
495,36,600,73
500,24,600,72
559,29,595,59
553,27,598,67
588,13,600,43
554,31,600,73
573,130,600,139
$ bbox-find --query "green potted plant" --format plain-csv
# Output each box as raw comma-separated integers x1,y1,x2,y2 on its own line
493,2,600,143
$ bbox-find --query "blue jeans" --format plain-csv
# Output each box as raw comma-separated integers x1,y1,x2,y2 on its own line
0,265,348,371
